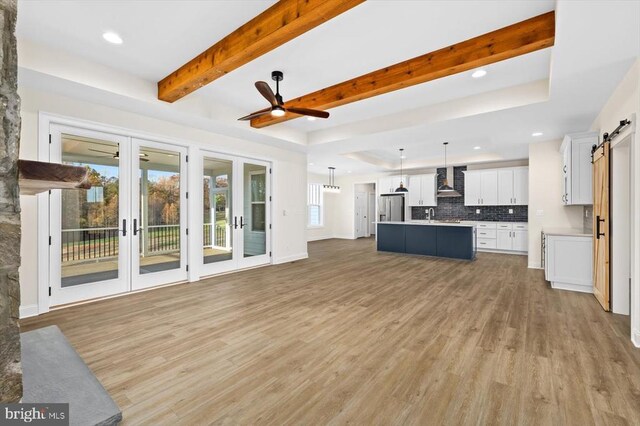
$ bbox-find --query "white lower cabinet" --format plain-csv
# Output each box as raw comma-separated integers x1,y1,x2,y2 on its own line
544,233,592,293
475,222,528,254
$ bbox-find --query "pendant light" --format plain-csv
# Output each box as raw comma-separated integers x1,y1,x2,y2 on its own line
395,148,408,192
437,142,462,197
323,166,340,193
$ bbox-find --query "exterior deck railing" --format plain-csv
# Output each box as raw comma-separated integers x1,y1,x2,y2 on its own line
62,223,228,262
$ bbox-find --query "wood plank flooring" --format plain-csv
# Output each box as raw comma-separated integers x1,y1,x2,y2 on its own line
21,238,640,425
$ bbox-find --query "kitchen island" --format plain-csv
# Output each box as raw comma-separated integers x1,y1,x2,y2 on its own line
377,221,477,260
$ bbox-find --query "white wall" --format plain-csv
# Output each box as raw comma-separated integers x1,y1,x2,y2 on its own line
590,58,640,347
527,139,584,268
18,86,308,313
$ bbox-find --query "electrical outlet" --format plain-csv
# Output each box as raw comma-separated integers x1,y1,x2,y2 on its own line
475,209,480,214
509,208,513,214
425,209,429,214
536,209,544,216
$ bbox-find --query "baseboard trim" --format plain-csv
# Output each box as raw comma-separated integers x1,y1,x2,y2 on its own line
273,253,308,264
19,304,39,319
550,281,593,294
307,235,332,242
633,329,640,348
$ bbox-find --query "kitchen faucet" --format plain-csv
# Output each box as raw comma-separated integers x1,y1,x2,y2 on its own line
426,208,435,223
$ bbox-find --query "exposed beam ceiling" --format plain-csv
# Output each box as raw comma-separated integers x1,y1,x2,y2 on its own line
157,0,365,103
251,11,555,128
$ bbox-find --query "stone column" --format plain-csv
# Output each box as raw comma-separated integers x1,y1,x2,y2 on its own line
0,0,22,403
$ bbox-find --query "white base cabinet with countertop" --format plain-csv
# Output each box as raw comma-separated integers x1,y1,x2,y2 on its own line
543,229,593,293
475,222,528,254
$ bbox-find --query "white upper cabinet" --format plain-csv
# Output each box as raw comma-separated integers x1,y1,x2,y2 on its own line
378,175,405,194
407,174,436,206
463,170,498,206
561,131,598,205
464,170,482,206
407,175,422,206
497,167,529,205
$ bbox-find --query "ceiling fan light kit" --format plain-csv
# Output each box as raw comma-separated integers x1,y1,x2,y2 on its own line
238,71,330,122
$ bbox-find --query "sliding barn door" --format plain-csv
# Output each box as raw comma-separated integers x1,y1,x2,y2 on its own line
593,141,610,311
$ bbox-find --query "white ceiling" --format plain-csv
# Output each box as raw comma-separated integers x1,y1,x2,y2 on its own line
16,0,640,176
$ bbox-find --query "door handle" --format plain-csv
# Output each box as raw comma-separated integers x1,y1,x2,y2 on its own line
234,216,238,229
133,219,143,236
240,216,245,229
121,219,127,237
596,215,605,239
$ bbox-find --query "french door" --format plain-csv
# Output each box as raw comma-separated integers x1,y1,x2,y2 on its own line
131,138,188,290
201,152,271,276
49,126,188,305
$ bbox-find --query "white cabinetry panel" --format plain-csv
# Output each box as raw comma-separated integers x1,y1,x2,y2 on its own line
545,234,593,292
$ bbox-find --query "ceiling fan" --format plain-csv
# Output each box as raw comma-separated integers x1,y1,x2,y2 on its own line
88,148,149,162
238,71,330,121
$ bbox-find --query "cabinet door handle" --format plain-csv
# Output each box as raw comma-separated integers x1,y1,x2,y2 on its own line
121,219,127,237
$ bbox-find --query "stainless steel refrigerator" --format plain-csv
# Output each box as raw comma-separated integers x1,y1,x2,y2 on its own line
378,194,405,222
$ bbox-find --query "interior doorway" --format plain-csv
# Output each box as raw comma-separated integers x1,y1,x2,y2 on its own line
611,135,632,315
354,183,375,239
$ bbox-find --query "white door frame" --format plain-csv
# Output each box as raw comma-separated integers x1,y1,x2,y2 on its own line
48,124,132,306
130,138,189,290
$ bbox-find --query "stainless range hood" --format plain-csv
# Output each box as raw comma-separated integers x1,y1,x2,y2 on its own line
437,142,461,198
437,166,462,198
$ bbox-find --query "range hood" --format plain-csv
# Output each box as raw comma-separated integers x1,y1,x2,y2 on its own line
437,142,461,198
437,166,462,198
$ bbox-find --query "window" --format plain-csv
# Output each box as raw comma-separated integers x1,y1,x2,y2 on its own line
250,172,266,232
308,183,323,227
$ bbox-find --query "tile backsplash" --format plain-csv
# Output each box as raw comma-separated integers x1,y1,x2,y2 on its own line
410,166,528,222
583,205,593,232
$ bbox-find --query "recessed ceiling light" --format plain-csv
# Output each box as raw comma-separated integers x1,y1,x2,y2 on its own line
532,132,543,137
347,170,352,173
473,146,481,150
471,69,487,78
307,116,316,121
102,31,123,45
400,155,406,159
308,162,314,166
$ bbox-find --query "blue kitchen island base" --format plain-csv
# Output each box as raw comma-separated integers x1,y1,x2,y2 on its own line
377,222,476,260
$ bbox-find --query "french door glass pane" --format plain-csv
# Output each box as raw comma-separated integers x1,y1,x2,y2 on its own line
244,163,267,257
139,147,181,274
60,134,120,287
203,157,233,264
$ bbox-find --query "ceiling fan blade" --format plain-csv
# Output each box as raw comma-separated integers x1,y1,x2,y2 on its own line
286,107,329,119
238,107,272,121
88,148,116,155
255,81,278,106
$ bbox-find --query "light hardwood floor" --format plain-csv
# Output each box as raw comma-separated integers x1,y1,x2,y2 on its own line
22,238,640,425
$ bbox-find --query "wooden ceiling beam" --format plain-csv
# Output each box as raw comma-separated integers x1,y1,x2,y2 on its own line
251,11,555,128
157,0,365,103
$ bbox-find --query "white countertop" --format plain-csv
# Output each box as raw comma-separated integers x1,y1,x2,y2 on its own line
378,221,476,228
543,227,593,237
